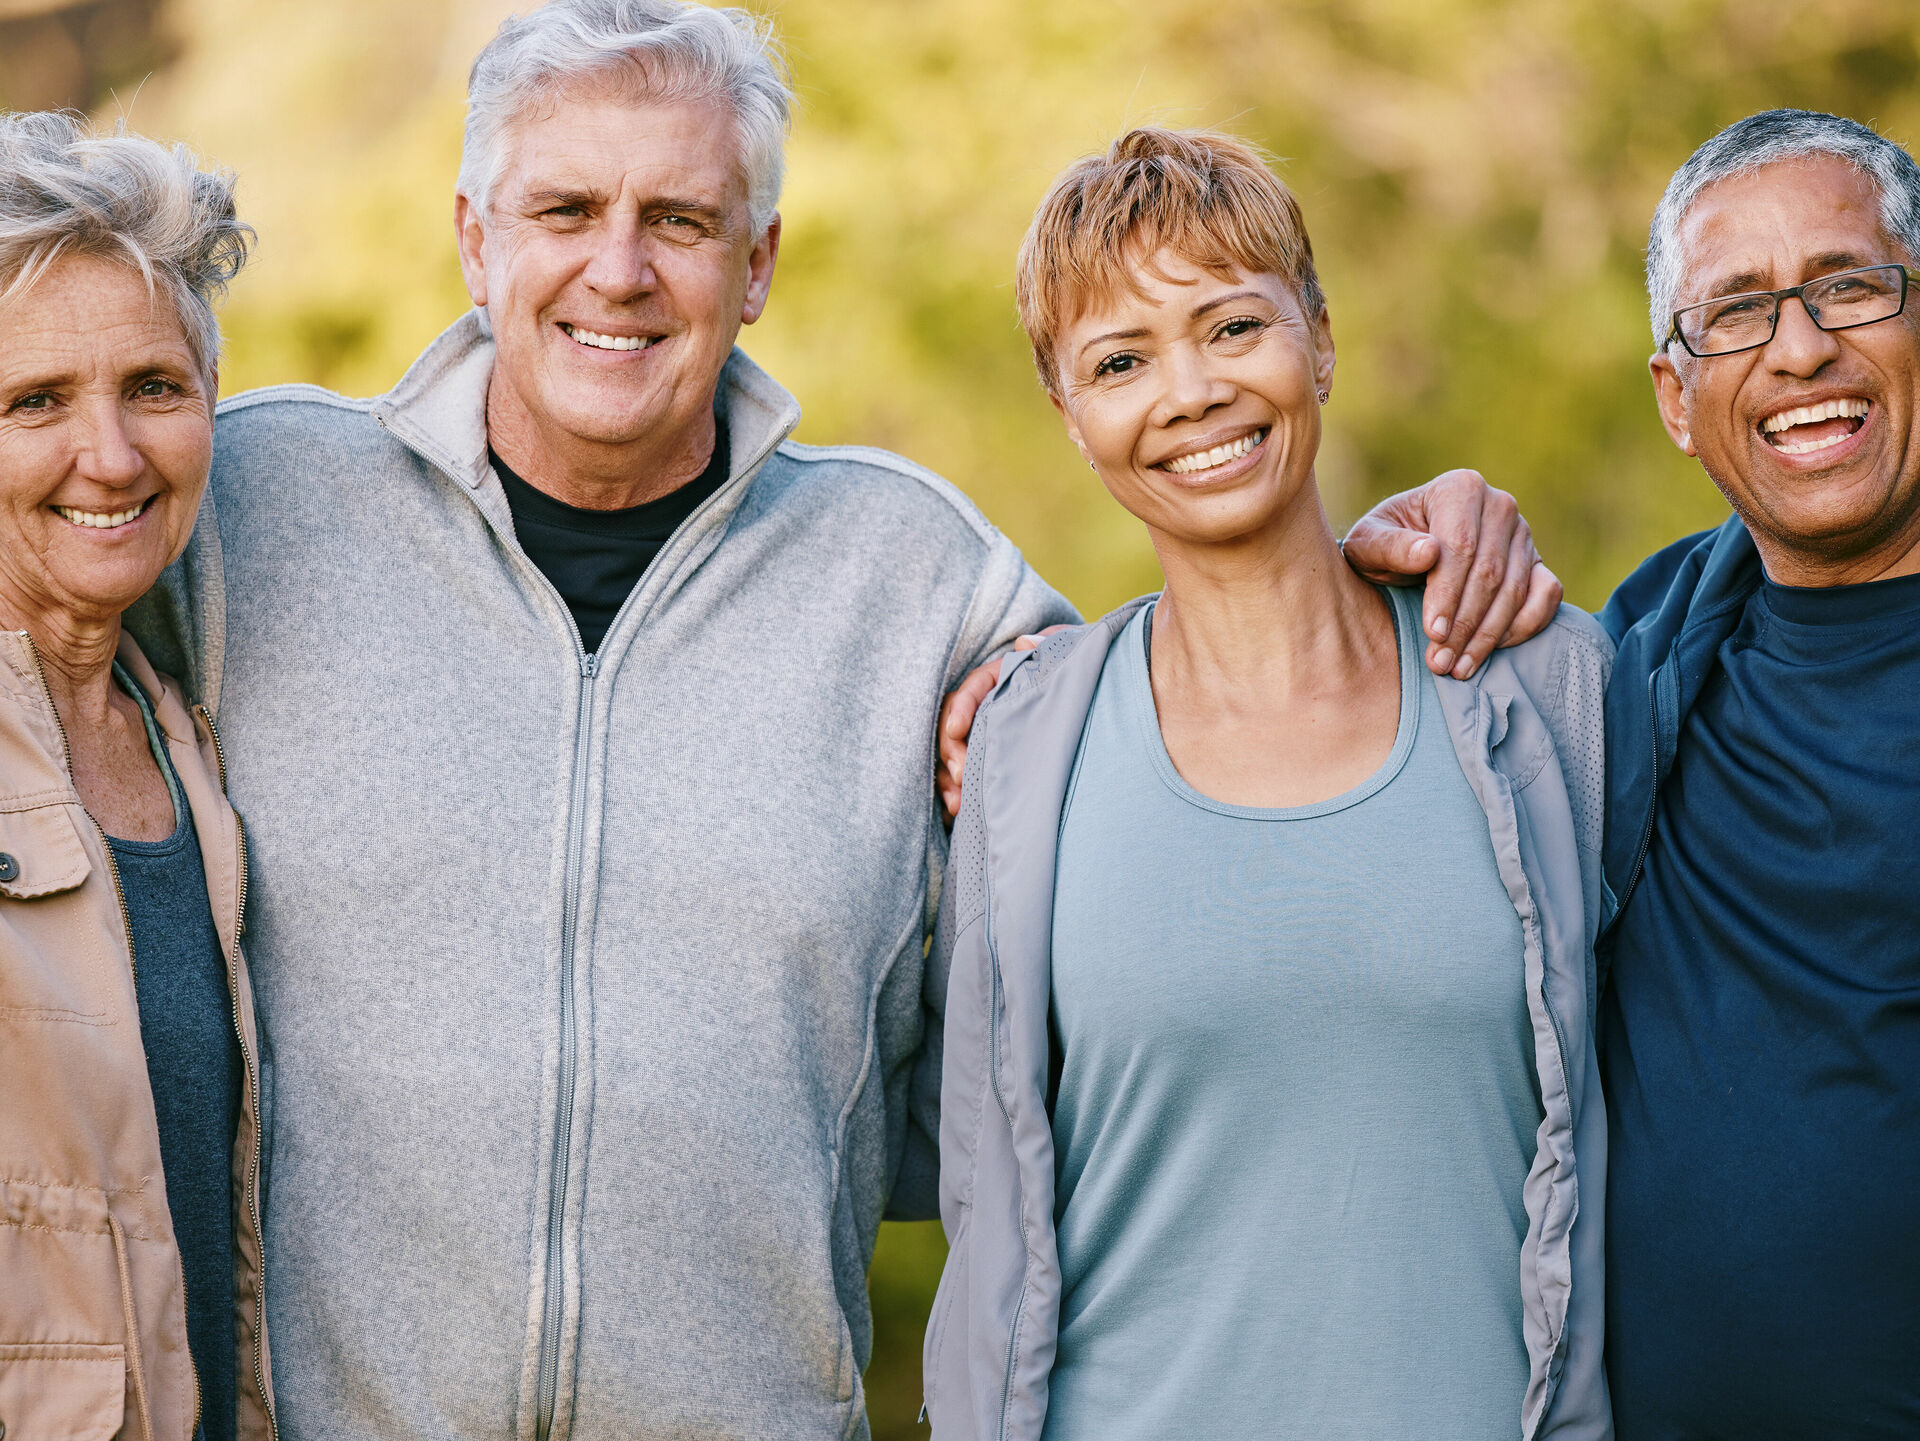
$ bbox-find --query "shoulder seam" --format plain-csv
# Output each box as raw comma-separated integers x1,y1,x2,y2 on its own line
216,383,376,419
774,439,1001,547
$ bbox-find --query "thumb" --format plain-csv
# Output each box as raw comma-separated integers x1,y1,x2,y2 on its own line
1341,521,1441,583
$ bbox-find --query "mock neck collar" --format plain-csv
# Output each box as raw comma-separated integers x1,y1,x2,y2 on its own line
370,308,804,498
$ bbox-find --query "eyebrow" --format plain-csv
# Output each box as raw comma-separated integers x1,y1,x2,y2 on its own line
1076,326,1150,358
526,188,602,208
645,197,728,220
1191,288,1269,319
1075,289,1277,360
1702,251,1877,300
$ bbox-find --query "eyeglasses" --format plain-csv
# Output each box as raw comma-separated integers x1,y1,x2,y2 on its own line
1666,263,1915,357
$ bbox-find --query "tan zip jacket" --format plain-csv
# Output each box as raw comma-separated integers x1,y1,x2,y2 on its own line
0,628,276,1441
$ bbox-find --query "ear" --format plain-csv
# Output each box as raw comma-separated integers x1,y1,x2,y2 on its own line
1048,389,1095,468
1649,345,1696,455
454,192,490,308
1312,303,1336,394
740,213,782,326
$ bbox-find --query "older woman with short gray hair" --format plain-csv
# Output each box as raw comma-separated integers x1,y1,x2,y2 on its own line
0,110,274,1441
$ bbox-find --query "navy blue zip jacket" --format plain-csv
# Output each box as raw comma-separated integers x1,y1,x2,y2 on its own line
1594,514,1762,963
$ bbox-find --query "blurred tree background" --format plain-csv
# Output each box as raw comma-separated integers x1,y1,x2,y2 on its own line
8,0,1918,1433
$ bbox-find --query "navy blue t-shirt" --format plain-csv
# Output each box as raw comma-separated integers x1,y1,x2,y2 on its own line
109,673,242,1441
1601,569,1920,1440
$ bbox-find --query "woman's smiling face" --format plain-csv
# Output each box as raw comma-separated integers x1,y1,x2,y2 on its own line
1053,248,1334,548
0,254,214,627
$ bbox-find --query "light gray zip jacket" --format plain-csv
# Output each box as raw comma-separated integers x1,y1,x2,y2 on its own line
127,310,1073,1441
923,597,1615,1441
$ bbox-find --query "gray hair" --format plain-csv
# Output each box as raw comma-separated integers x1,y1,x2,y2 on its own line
1647,108,1920,345
459,0,791,234
0,110,251,378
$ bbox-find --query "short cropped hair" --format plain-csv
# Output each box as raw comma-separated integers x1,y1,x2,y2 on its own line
1648,108,1920,345
460,0,791,234
1016,127,1325,396
0,110,250,378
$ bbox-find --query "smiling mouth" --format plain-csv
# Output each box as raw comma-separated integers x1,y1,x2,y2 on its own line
1158,429,1268,475
1759,397,1869,456
54,497,154,530
559,322,659,353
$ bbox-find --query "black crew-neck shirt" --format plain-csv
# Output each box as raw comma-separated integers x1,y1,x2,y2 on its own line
1602,567,1920,1440
492,418,731,653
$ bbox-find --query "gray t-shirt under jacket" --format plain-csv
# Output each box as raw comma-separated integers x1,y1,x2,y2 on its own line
1043,586,1541,1441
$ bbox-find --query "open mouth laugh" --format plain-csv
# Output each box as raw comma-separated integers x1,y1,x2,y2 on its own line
1759,397,1869,457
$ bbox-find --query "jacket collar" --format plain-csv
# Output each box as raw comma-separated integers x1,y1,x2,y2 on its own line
369,308,805,502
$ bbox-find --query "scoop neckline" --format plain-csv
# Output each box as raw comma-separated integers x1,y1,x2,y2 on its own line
1128,584,1421,821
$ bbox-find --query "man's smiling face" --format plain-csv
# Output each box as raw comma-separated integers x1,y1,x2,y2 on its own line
1651,154,1920,584
455,86,778,497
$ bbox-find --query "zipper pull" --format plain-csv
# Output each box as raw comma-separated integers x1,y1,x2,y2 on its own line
581,653,599,680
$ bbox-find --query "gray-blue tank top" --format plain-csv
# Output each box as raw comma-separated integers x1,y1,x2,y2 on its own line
1044,585,1540,1441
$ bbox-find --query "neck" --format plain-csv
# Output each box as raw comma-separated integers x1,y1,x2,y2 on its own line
0,590,125,741
1146,483,1389,700
485,378,719,511
1755,509,1920,588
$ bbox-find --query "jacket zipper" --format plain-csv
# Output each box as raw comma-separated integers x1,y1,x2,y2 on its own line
199,705,280,1441
535,649,597,1441
20,634,203,1437
371,408,780,1441
1612,658,1670,933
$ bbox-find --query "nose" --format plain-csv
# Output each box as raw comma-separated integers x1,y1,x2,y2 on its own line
582,225,656,301
1763,291,1842,377
71,396,144,489
1150,343,1236,427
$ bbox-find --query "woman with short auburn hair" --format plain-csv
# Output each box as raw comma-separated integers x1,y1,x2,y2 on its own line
925,128,1613,1440
0,110,273,1441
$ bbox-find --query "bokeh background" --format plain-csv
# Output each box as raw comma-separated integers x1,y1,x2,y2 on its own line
7,0,1918,1432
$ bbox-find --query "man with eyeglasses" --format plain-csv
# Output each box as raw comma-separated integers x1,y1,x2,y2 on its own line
1592,108,1920,1439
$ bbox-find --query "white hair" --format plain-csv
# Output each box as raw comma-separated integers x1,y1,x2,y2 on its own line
459,0,791,234
0,110,251,377
1647,108,1920,346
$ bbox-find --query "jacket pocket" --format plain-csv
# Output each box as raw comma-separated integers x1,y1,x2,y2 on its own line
0,1341,125,1439
0,804,115,1023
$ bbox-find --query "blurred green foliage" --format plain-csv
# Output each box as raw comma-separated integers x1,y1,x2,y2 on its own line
97,1,1920,1434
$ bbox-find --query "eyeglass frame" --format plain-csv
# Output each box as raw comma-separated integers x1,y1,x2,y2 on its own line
1664,262,1918,358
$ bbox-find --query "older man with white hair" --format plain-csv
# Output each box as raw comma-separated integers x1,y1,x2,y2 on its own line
130,2,1541,1437
139,5,1072,1437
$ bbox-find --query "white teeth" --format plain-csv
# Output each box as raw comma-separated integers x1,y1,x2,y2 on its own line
54,501,148,529
1760,397,1868,433
1774,432,1855,456
562,324,655,352
1162,429,1267,475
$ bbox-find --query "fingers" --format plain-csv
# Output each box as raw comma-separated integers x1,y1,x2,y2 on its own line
1452,523,1537,679
937,629,1070,824
1500,561,1564,650
1339,516,1443,585
1418,470,1494,668
937,662,997,818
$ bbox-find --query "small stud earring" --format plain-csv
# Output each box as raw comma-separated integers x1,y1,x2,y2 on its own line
1317,389,1329,405
1088,459,1096,470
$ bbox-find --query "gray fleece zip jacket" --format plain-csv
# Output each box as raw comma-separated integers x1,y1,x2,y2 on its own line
126,310,1074,1441
923,598,1615,1441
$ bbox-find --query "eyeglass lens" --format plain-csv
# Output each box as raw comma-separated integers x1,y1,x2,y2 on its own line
1677,265,1908,355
